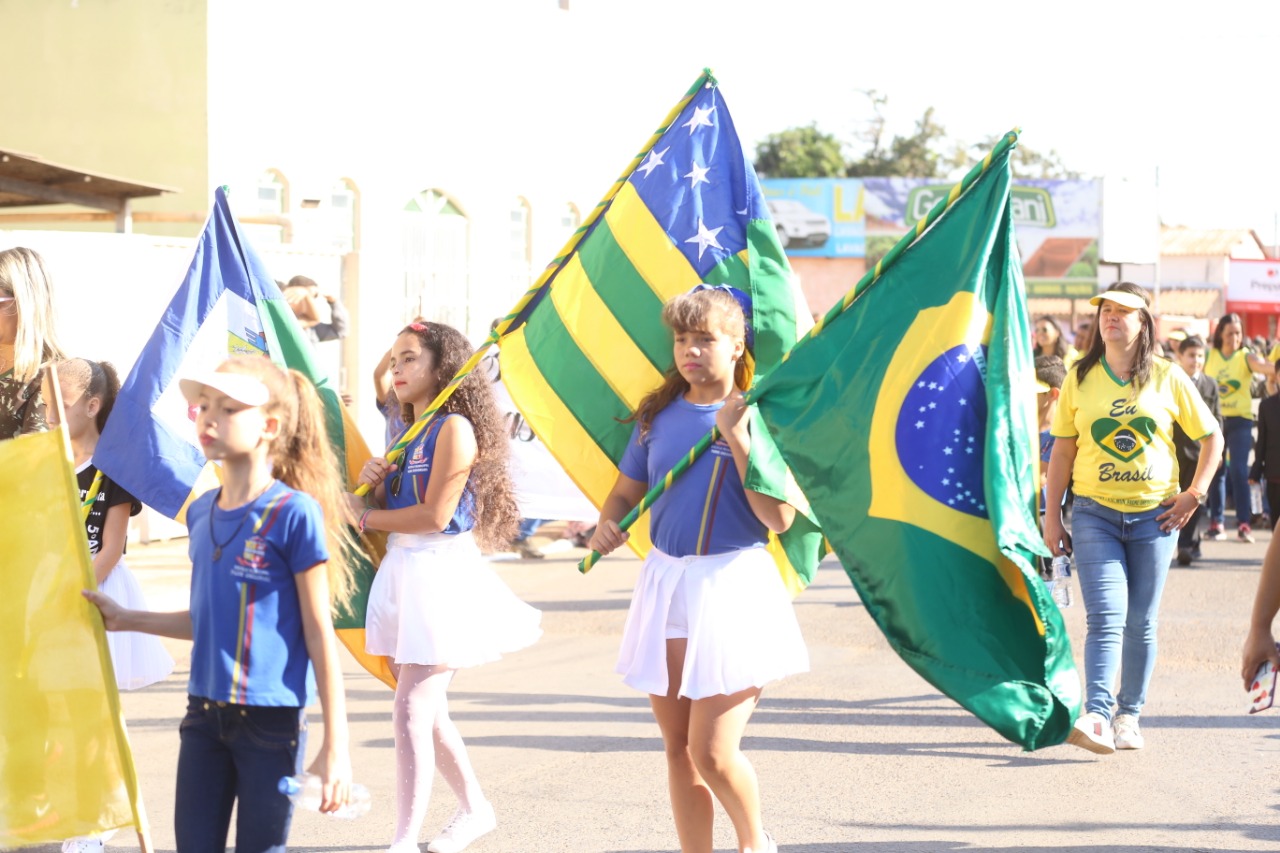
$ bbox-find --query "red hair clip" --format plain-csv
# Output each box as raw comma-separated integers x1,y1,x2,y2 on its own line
408,322,428,332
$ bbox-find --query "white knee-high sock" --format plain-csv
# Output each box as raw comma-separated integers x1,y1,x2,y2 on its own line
390,664,450,846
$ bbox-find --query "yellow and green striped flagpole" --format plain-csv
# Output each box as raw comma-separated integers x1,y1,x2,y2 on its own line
577,128,1022,573
81,469,105,522
356,69,716,498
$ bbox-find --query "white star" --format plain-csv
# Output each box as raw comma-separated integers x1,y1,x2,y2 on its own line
968,436,975,443
957,354,969,364
944,447,953,455
915,420,925,429
684,219,725,260
948,468,955,474
948,499,956,506
637,147,669,178
682,105,715,135
966,447,974,454
953,429,961,435
684,162,710,188
959,398,968,406
942,478,950,486
928,382,938,390
919,406,927,413
918,381,927,389
928,402,937,410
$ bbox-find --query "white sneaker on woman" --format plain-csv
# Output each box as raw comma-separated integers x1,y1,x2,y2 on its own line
746,832,778,853
1066,711,1116,754
427,801,497,853
1112,713,1144,749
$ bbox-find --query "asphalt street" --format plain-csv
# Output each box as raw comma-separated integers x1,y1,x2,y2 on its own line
21,524,1280,853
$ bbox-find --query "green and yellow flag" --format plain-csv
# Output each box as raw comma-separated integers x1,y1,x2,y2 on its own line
751,145,1080,749
499,72,823,592
0,428,147,846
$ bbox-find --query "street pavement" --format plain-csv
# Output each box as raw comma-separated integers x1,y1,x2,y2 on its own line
32,525,1280,852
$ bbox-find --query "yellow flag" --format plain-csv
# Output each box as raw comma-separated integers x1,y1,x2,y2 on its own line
0,429,145,846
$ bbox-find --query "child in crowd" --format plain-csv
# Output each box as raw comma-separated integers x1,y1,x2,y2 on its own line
49,359,174,853
1250,349,1280,531
85,356,357,853
1035,355,1066,494
352,321,541,853
1175,336,1222,564
590,286,808,853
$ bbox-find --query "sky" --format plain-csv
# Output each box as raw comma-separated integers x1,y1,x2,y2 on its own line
570,0,1280,240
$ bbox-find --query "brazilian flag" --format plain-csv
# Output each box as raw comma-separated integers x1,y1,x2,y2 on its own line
752,147,1080,749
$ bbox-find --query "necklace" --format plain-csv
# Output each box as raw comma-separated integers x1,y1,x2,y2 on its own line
208,480,274,560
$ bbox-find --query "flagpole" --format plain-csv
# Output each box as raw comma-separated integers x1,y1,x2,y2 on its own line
355,69,716,498
577,128,1021,573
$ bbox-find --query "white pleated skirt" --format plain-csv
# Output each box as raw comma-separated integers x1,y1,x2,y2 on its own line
616,546,809,700
100,560,175,690
365,531,543,667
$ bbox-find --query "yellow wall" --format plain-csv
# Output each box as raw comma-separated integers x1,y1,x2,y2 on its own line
0,0,208,235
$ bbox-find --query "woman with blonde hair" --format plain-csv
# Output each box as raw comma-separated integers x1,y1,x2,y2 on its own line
0,247,64,438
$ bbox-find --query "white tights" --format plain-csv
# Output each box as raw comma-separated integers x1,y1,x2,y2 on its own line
390,663,484,847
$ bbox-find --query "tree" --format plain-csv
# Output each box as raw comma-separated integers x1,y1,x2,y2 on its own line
972,136,1080,179
753,124,847,178
847,106,966,178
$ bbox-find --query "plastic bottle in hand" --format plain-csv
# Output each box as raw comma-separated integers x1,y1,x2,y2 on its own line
278,774,371,819
1049,555,1072,607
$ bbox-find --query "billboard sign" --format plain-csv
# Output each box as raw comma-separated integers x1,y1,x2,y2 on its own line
759,179,866,257
863,178,1100,298
1228,259,1280,312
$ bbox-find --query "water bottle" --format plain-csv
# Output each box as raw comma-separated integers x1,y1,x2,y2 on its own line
278,774,371,819
1049,555,1073,608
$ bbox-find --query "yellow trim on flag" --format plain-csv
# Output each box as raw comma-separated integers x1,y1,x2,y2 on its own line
501,326,654,556
607,182,701,302
232,583,249,701
550,255,664,411
765,533,805,598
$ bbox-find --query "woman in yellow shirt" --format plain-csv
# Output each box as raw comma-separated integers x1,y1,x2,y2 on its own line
1205,313,1274,542
1033,315,1079,367
1044,283,1222,755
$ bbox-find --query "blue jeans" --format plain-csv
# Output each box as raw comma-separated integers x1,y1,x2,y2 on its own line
175,695,307,853
1209,415,1254,528
1071,497,1177,720
515,517,546,542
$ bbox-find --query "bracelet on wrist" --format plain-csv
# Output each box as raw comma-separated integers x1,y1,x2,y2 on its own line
358,508,373,533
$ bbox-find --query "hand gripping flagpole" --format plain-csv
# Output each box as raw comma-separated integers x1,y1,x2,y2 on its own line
354,70,716,498
577,128,1022,573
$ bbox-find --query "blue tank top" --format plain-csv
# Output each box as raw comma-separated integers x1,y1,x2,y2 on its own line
384,413,475,534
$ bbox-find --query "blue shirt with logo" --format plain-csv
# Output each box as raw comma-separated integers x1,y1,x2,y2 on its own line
186,481,328,707
384,413,475,534
619,396,767,558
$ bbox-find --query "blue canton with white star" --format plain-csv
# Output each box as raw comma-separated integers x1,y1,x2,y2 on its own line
895,344,989,519
628,83,767,278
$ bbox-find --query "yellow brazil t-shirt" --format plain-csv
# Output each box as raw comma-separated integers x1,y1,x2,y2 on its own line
1205,346,1256,419
1052,357,1218,512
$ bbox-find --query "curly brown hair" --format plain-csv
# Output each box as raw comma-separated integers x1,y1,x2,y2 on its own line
397,322,520,550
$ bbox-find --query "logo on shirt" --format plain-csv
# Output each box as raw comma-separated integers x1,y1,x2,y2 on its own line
1091,416,1157,463
410,440,426,465
235,535,270,572
1218,377,1241,398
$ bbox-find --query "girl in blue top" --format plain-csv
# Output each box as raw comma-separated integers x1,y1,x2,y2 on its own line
591,286,808,853
84,356,359,853
351,321,541,853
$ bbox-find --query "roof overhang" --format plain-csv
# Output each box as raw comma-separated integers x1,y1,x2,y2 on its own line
0,147,176,212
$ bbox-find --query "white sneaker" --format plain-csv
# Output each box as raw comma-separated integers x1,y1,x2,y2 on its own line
427,801,497,853
1112,713,1145,749
746,831,778,853
61,840,105,853
1066,711,1116,754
